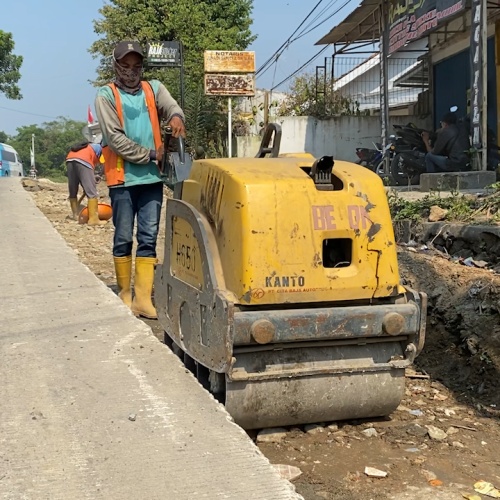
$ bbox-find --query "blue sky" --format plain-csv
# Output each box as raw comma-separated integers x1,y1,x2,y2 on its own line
0,0,356,136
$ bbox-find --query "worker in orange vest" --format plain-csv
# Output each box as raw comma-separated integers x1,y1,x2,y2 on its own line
95,40,185,319
66,142,106,225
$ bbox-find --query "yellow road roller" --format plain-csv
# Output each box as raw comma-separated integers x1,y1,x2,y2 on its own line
155,125,426,430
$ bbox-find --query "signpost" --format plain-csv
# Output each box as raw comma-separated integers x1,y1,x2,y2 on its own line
147,41,185,109
204,50,256,157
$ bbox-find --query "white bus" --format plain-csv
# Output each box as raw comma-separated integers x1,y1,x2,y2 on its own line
0,143,24,177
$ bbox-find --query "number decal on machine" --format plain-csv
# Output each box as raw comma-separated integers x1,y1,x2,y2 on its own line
171,216,204,288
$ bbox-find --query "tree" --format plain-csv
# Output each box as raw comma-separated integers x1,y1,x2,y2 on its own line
89,0,255,155
277,71,361,118
0,31,23,100
0,131,10,143
10,118,87,177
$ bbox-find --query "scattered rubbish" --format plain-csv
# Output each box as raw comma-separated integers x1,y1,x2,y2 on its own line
474,480,500,498
444,409,456,417
272,464,303,481
426,425,448,441
429,479,443,487
128,413,136,421
364,467,388,478
409,409,424,417
361,428,378,438
404,447,420,453
462,494,482,500
459,257,489,269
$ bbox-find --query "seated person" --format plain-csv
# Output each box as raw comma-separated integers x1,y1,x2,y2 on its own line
421,112,470,173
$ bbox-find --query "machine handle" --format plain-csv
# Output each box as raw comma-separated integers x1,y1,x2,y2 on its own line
255,123,282,158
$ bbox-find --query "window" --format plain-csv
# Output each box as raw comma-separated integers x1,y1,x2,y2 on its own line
1,150,16,162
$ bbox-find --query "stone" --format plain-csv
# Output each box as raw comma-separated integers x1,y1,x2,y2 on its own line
256,428,288,443
406,423,428,437
428,205,449,222
364,467,388,478
426,425,447,441
304,424,325,435
362,428,378,438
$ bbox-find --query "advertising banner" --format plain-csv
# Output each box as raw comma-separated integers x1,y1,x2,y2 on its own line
388,0,465,54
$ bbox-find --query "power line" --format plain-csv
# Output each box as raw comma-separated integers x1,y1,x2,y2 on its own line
291,0,353,42
256,0,326,77
0,106,59,120
271,45,330,91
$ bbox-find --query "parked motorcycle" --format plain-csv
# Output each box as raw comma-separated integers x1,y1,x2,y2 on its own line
355,143,383,171
389,123,431,186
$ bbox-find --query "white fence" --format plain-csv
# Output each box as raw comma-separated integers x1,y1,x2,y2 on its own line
236,114,432,163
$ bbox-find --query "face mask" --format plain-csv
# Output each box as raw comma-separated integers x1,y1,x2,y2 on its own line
113,60,143,93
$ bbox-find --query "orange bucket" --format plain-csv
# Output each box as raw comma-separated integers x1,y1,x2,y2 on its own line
78,203,113,224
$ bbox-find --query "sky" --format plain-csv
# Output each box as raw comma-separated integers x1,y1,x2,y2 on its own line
0,0,358,136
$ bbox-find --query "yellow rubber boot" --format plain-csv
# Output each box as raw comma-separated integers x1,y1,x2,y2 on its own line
87,198,107,226
131,257,157,319
69,197,79,220
113,256,132,308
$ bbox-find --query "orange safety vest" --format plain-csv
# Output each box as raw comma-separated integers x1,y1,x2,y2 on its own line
66,144,100,169
102,81,162,187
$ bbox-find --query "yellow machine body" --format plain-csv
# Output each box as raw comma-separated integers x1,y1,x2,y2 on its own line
155,150,426,430
179,157,403,305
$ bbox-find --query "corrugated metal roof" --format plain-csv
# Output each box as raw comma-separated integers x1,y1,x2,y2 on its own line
315,0,382,46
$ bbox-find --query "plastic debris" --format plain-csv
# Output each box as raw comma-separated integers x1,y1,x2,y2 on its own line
404,447,420,453
429,479,443,487
364,467,388,478
462,494,482,500
474,480,500,498
272,464,303,481
409,409,424,417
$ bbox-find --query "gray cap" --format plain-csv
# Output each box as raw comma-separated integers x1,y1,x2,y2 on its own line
113,41,144,60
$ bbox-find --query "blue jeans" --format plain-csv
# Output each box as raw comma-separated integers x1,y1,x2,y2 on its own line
109,182,163,258
425,153,449,173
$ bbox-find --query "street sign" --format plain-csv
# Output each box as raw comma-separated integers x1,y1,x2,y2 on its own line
147,41,182,67
204,73,255,96
204,51,255,73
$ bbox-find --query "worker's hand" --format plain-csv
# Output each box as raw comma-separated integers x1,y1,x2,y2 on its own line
156,144,164,160
168,116,186,138
421,130,430,143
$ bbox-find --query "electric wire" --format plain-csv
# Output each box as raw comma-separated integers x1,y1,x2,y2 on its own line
256,0,326,77
271,45,330,91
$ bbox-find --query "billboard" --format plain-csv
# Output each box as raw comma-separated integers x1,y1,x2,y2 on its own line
204,74,255,96
146,41,182,67
388,0,465,54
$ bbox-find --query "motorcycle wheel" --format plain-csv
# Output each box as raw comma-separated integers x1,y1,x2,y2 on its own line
389,153,421,186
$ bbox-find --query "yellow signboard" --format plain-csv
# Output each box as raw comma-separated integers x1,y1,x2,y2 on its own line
171,216,204,289
204,51,256,73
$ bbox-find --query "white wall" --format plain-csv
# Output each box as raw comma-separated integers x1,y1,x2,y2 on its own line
236,114,432,162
